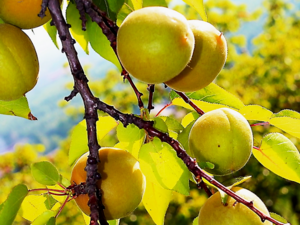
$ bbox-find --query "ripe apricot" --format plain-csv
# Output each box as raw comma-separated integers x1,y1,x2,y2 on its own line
70,147,146,220
117,7,195,84
0,24,39,101
0,0,52,29
166,20,227,92
198,187,272,225
189,108,253,175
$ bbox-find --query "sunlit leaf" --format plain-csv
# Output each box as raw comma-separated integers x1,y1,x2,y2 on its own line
142,177,172,225
142,0,167,7
31,161,60,186
21,195,48,221
87,16,122,71
139,137,190,195
43,20,58,49
0,184,28,225
182,0,207,21
253,133,300,183
171,83,244,112
114,123,145,159
32,211,56,225
66,2,89,54
129,0,143,10
0,96,37,120
270,109,300,139
239,105,273,121
69,116,118,165
181,111,199,127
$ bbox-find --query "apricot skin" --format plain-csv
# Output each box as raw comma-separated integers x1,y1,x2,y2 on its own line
198,187,272,225
166,20,227,92
0,24,39,101
0,0,52,29
70,147,146,220
117,7,195,84
188,108,253,176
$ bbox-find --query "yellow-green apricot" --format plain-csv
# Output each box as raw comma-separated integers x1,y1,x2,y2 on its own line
189,108,253,175
0,24,39,101
166,20,227,92
70,147,146,220
117,7,195,84
0,0,52,29
198,187,272,225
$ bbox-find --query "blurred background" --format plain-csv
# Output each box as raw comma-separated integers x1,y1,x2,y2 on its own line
0,0,299,224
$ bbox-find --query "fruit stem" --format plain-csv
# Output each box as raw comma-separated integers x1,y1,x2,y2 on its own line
175,91,205,115
155,103,173,117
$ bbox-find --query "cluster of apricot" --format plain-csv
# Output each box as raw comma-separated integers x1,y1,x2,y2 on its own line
0,0,52,101
115,6,271,224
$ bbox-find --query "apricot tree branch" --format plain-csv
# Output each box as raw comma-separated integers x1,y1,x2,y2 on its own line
95,100,289,225
47,1,107,224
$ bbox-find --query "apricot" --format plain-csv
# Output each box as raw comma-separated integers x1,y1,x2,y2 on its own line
70,147,146,220
117,7,195,84
198,187,272,225
0,0,52,29
188,108,253,175
0,24,39,101
166,20,227,92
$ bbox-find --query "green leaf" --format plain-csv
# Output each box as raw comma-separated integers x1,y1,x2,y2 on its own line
43,20,58,49
43,194,58,210
66,2,89,54
93,0,125,21
108,219,120,225
239,105,273,121
0,96,37,120
177,121,195,155
0,18,4,24
153,117,169,134
31,161,60,186
0,184,28,225
21,195,51,222
46,217,56,225
171,83,244,112
116,3,133,26
270,212,288,224
253,133,300,183
142,177,172,225
160,116,184,134
139,137,190,195
270,109,300,139
192,217,199,225
182,0,207,21
69,116,118,165
32,211,56,225
114,123,145,159
142,0,167,7
87,19,122,71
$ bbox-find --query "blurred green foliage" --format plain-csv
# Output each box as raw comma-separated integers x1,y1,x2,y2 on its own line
1,0,300,224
